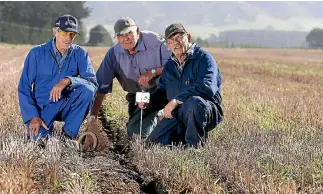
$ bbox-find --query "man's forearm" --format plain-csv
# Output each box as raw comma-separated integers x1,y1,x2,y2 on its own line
67,76,98,90
90,92,106,118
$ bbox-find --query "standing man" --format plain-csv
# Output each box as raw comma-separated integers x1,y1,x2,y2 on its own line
138,24,223,147
18,14,98,140
89,17,172,139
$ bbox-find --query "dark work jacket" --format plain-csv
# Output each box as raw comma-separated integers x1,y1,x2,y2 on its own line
150,44,222,111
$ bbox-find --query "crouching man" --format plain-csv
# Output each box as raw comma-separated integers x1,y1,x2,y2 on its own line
138,24,223,147
18,14,98,141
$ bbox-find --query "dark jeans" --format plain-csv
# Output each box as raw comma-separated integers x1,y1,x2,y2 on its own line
126,93,158,138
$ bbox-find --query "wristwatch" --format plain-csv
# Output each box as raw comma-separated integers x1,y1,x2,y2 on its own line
151,68,157,77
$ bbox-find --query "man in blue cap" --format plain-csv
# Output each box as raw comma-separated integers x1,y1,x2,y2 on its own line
18,14,98,141
88,17,172,140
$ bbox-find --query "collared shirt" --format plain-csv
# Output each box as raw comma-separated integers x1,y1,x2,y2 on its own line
170,43,196,74
51,38,70,65
96,30,172,94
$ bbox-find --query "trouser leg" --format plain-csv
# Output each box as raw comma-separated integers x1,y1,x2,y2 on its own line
147,117,185,145
126,93,158,138
26,84,95,140
59,84,96,138
26,100,65,140
178,96,223,146
127,105,158,138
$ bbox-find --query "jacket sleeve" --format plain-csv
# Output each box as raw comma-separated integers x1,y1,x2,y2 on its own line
67,48,98,90
175,53,219,102
18,49,40,124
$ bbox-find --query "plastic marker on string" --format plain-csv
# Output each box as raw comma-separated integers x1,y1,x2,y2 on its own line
135,89,150,138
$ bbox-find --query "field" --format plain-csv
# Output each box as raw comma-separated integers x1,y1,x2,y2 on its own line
0,44,322,193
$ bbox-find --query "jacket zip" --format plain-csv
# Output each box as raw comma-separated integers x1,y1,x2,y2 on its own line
49,51,62,73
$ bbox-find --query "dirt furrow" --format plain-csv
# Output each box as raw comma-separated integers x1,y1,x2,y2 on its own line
97,108,166,194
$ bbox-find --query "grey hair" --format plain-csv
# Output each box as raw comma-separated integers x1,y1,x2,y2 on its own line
52,27,60,37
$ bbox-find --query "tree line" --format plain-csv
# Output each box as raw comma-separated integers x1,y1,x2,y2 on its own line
0,2,90,45
0,2,113,46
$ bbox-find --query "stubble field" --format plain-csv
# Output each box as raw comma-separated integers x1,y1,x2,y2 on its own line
0,44,322,193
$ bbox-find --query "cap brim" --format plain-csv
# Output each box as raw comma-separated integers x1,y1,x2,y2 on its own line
166,30,186,40
114,26,137,37
63,28,81,35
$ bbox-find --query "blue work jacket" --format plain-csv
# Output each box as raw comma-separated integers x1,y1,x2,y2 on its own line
18,39,98,124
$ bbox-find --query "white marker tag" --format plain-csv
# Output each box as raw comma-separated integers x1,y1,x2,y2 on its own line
136,92,150,103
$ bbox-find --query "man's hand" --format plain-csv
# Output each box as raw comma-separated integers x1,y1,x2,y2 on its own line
49,78,71,102
164,99,178,119
136,102,150,109
138,70,155,88
29,117,49,138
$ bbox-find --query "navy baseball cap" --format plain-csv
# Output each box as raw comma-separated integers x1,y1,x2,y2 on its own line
54,14,80,34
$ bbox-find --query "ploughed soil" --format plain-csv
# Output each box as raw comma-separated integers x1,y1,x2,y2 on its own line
78,109,165,194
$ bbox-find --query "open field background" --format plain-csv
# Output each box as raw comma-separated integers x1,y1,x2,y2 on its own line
0,44,322,193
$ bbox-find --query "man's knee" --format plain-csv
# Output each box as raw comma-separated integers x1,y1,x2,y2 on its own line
179,96,206,115
127,112,156,138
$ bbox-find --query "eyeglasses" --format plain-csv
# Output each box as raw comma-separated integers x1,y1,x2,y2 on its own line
167,34,186,44
58,29,77,39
